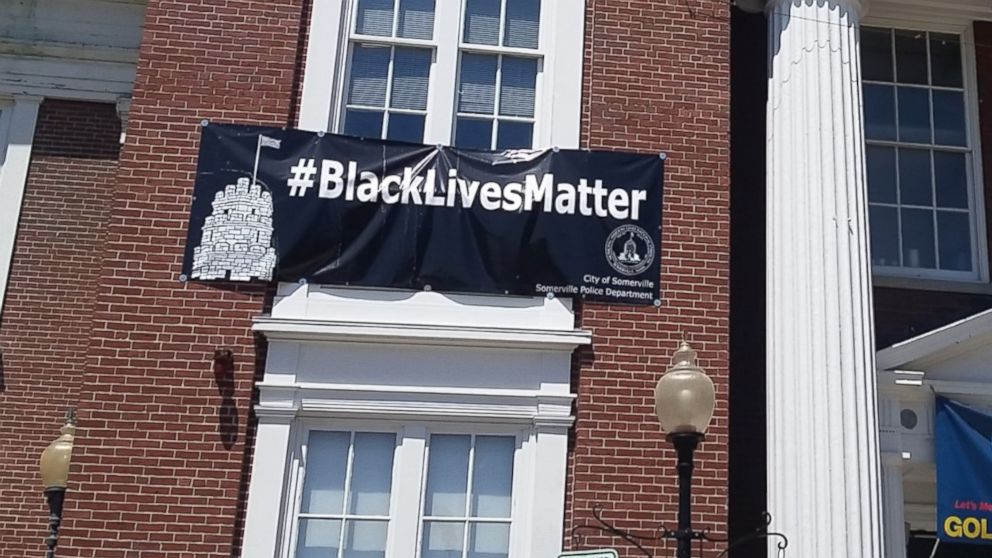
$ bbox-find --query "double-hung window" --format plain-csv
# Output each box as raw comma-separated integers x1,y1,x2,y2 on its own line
303,0,582,150
339,0,542,149
861,27,985,281
289,427,519,558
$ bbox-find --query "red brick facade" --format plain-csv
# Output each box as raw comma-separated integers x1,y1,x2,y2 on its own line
0,100,120,557
0,1,731,557
567,0,730,555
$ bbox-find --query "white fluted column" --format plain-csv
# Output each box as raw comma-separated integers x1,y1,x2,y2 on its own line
754,0,885,556
880,454,907,558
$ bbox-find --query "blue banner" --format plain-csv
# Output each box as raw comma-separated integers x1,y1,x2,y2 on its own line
936,396,992,544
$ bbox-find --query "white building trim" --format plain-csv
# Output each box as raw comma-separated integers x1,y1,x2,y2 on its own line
741,0,884,556
0,95,41,317
242,283,589,558
297,0,585,149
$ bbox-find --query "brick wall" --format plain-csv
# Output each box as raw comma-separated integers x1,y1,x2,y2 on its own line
5,1,734,557
566,1,730,556
0,100,120,557
57,1,301,556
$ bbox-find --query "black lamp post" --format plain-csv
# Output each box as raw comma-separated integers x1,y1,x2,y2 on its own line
654,342,716,558
39,409,76,558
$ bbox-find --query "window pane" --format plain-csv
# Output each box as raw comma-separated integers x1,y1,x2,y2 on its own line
468,523,510,558
933,90,966,147
930,33,962,87
387,113,426,143
349,45,390,107
297,519,342,558
499,57,537,118
344,109,385,138
937,211,972,271
895,30,928,85
897,87,931,144
504,0,540,49
456,118,494,149
902,208,936,269
391,48,431,110
898,148,932,206
422,522,466,558
301,432,349,514
425,435,471,516
869,205,900,267
398,0,435,40
496,121,532,149
866,145,897,204
459,53,498,114
349,433,395,516
934,151,968,209
861,27,893,82
464,0,500,45
471,436,514,517
343,520,388,558
864,84,896,141
356,0,394,36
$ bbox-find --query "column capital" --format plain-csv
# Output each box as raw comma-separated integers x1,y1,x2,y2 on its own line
736,0,865,17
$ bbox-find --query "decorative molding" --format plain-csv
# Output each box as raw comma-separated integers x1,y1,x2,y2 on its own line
253,316,592,350
764,1,884,556
0,95,41,318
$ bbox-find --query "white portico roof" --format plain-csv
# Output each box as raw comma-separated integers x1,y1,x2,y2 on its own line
877,307,992,383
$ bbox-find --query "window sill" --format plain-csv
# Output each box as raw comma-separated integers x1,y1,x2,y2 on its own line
872,274,992,295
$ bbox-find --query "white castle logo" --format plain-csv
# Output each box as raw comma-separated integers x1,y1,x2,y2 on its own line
191,177,276,281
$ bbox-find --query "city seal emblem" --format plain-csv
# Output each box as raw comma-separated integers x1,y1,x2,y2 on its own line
605,224,655,276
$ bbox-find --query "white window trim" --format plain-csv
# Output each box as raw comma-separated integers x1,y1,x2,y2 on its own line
861,17,989,284
240,283,589,558
281,420,532,558
0,95,41,318
297,0,585,150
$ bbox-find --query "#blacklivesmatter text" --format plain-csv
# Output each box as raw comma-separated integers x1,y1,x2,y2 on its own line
286,158,648,220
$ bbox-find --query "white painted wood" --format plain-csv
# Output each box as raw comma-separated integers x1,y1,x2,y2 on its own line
298,0,346,132
423,0,459,145
866,0,992,25
0,95,40,317
881,454,908,558
254,317,591,349
763,1,883,557
241,415,296,558
248,280,580,558
270,283,578,331
388,424,427,558
0,0,144,100
545,0,584,149
297,0,584,148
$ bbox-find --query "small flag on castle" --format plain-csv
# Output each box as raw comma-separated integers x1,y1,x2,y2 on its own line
252,134,282,187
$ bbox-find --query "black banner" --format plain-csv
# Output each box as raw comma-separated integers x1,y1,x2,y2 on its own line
181,123,664,305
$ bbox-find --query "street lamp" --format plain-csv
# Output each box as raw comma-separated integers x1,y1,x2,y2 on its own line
654,341,715,558
39,409,76,558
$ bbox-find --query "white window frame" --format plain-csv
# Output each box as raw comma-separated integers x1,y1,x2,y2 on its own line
297,0,584,150
860,18,988,285
282,420,530,558
239,284,587,558
0,95,41,318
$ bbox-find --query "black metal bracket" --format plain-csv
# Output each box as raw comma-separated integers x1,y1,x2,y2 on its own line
571,507,788,558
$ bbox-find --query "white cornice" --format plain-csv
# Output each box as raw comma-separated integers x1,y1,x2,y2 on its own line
253,316,592,350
